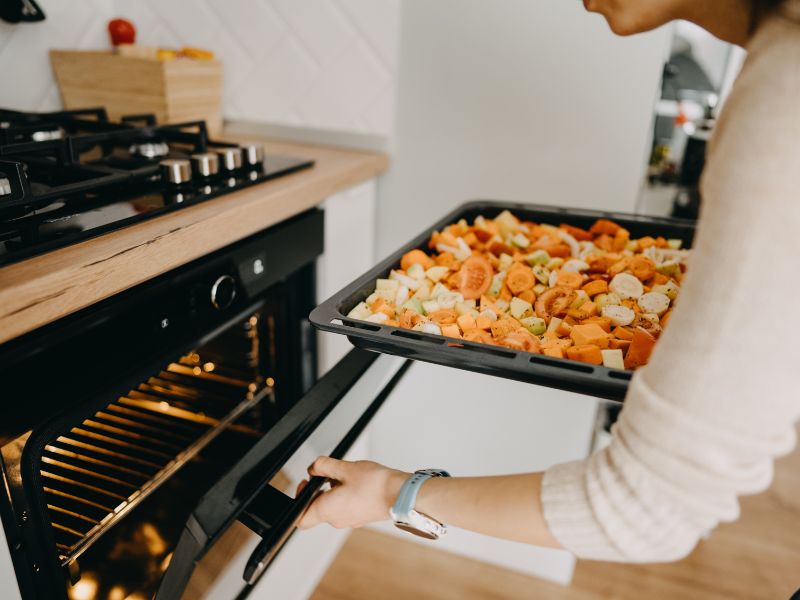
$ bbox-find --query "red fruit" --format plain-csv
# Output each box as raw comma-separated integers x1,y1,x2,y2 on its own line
108,18,136,46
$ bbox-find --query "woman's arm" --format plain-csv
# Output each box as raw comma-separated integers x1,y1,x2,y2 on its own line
298,457,560,548
299,14,800,560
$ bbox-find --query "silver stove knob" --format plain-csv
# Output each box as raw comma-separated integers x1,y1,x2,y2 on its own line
190,152,220,178
241,143,264,167
160,159,192,185
216,147,243,171
131,141,170,159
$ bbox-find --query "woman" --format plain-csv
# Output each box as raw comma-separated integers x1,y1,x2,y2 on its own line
298,0,800,563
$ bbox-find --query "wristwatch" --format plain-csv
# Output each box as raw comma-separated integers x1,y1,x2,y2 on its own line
390,468,450,539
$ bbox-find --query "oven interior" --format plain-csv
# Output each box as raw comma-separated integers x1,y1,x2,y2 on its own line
51,312,276,600
0,209,323,600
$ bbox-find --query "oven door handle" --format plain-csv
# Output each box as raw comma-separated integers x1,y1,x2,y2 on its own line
238,354,412,587
240,474,328,585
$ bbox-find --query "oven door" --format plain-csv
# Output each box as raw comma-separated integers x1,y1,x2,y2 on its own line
155,350,408,600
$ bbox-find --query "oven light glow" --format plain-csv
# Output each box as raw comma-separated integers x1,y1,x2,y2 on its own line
249,316,258,326
203,362,215,372
248,383,258,392
69,577,97,600
266,377,275,387
159,401,170,411
189,352,201,363
108,586,125,600
193,366,202,375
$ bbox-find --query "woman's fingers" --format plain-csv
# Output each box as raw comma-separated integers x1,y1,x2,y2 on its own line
308,455,348,481
295,479,308,497
298,487,336,529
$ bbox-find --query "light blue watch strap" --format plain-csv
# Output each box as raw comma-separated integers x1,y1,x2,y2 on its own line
390,468,450,525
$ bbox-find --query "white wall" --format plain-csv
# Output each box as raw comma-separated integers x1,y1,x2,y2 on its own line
377,0,672,257
0,0,400,137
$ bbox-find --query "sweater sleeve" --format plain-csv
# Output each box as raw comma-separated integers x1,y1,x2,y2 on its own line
540,13,800,562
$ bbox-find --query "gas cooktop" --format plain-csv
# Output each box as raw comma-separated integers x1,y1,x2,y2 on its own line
0,107,314,266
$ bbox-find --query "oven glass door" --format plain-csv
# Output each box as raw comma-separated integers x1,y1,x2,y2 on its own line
155,350,408,600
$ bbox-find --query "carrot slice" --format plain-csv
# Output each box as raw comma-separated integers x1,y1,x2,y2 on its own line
458,255,493,300
506,264,535,294
612,228,630,252
535,287,576,320
581,279,609,297
517,289,536,304
545,244,571,258
487,240,516,257
497,331,541,353
555,270,583,290
630,255,656,281
589,219,622,236
559,223,593,241
637,236,657,251
401,249,434,271
594,234,614,252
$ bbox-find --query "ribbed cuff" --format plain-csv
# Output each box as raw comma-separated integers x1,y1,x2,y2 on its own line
541,460,626,561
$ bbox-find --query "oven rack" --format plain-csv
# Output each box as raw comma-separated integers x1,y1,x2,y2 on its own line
38,352,271,567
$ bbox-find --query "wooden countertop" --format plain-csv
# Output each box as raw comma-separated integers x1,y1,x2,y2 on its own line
0,138,389,345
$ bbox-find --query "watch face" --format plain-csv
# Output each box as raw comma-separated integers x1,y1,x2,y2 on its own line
395,523,439,540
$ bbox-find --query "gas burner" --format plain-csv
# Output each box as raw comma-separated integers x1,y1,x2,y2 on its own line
129,141,170,159
0,107,314,266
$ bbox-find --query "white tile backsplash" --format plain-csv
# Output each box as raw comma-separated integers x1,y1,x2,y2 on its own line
0,0,399,137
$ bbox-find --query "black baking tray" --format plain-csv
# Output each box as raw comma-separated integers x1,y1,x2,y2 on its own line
310,200,696,401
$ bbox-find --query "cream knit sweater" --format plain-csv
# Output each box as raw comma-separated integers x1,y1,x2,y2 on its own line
541,9,800,562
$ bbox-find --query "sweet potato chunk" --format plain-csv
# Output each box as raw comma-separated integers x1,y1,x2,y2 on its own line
623,327,656,369
566,344,603,365
570,323,610,348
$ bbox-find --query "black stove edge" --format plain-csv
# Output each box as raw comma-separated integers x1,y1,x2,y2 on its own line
0,156,315,268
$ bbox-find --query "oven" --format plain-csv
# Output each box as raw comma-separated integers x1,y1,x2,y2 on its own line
0,207,407,600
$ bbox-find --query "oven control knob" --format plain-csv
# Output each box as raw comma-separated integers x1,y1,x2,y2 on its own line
216,147,243,171
190,152,220,178
210,275,237,310
241,143,265,167
160,159,192,185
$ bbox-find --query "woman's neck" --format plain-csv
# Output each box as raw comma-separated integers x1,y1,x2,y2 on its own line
681,0,754,46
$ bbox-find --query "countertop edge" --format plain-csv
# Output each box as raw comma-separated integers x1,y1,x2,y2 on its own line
0,138,389,345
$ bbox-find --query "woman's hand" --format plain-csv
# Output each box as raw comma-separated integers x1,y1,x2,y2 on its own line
297,456,409,530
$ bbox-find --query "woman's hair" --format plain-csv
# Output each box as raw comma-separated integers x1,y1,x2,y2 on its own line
751,0,786,29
